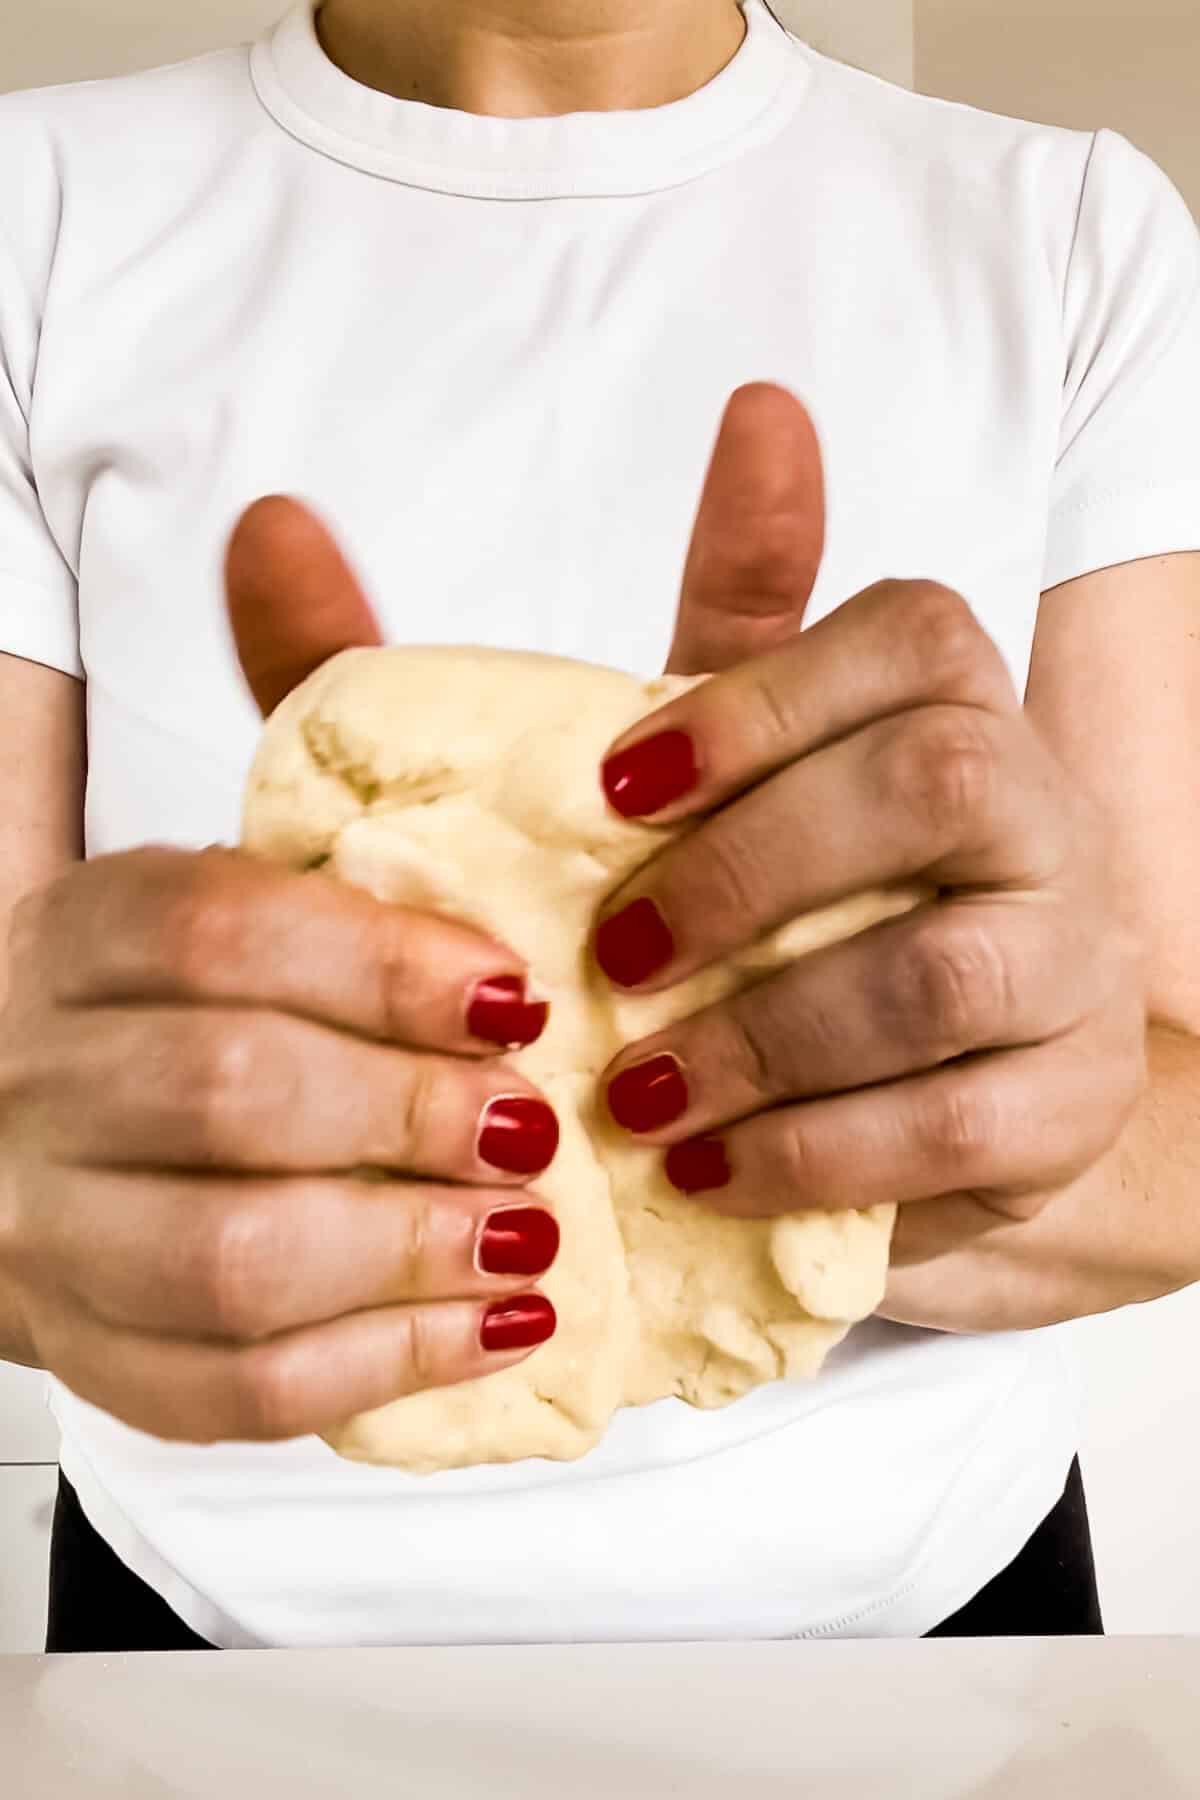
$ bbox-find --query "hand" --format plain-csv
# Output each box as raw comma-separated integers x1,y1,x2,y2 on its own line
593,384,1148,1332
0,497,562,1440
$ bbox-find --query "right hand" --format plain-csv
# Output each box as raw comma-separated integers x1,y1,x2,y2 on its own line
0,496,562,1444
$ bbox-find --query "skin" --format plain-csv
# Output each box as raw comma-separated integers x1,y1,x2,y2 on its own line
2,7,1198,1447
594,385,1200,1334
0,0,761,1446
314,0,749,116
0,611,572,1438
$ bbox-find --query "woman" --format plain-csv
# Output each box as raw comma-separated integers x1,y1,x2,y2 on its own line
1,0,1198,1653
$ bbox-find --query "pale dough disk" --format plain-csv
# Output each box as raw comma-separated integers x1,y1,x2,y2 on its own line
241,646,928,1474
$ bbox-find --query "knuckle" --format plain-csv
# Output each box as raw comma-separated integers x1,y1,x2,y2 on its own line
374,913,422,1040
698,822,770,934
754,510,816,588
189,1019,262,1159
232,1342,306,1441
395,1190,434,1292
189,1199,279,1340
901,584,988,694
400,1305,443,1393
725,985,792,1097
396,1057,436,1161
917,1081,994,1169
730,1002,778,1096
886,709,995,845
892,919,1008,1052
156,862,243,992
746,667,796,747
779,1114,827,1197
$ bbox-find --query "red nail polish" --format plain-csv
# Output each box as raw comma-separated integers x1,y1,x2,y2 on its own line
607,1053,689,1133
594,897,675,988
480,1294,557,1353
478,1207,561,1278
665,1135,732,1195
467,976,549,1049
602,729,699,818
478,1096,560,1175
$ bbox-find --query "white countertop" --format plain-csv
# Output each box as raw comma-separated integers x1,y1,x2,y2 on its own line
5,1637,1198,1797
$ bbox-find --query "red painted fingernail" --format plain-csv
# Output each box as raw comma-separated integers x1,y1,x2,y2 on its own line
594,897,675,988
477,1096,560,1175
480,1294,557,1353
607,1053,689,1134
602,729,699,818
665,1135,732,1195
467,976,549,1049
478,1207,561,1278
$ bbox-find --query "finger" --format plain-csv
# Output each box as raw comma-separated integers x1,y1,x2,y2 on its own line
656,1011,1143,1221
603,581,1017,826
30,845,547,1055
35,1006,559,1182
51,1168,559,1342
595,704,1065,992
225,495,384,719
663,382,825,676
602,893,1115,1138
44,1289,557,1446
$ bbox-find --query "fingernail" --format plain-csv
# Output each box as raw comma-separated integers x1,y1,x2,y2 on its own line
477,1207,561,1277
477,1096,560,1175
480,1294,557,1353
665,1135,732,1195
467,975,549,1049
594,897,675,988
602,729,699,818
607,1053,689,1134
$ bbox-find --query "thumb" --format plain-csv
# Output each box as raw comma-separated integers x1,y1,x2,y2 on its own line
225,495,384,719
664,382,826,676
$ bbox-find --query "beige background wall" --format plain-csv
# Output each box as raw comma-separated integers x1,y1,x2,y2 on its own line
2,0,918,89
773,0,914,87
916,0,1199,215
1,0,1199,1649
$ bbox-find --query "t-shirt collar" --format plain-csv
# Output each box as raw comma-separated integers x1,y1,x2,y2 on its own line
250,0,812,199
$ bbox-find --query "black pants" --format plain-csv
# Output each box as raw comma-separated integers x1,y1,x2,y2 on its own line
45,1459,1102,1652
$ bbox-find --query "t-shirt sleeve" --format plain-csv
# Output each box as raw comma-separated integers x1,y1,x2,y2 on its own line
1043,126,1200,594
0,213,83,680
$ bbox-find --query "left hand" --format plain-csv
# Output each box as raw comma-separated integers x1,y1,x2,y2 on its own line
593,383,1149,1333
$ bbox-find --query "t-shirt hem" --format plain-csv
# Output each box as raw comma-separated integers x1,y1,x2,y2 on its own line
56,1331,1081,1650
792,1438,1078,1639
792,1328,1083,1639
57,1432,267,1651
59,1430,1079,1650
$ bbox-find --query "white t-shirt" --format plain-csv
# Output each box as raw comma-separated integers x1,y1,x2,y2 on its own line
2,0,1199,1649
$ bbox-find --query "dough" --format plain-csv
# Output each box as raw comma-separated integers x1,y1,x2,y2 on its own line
241,646,927,1473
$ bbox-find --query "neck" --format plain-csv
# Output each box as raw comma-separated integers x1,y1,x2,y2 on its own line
314,0,749,117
